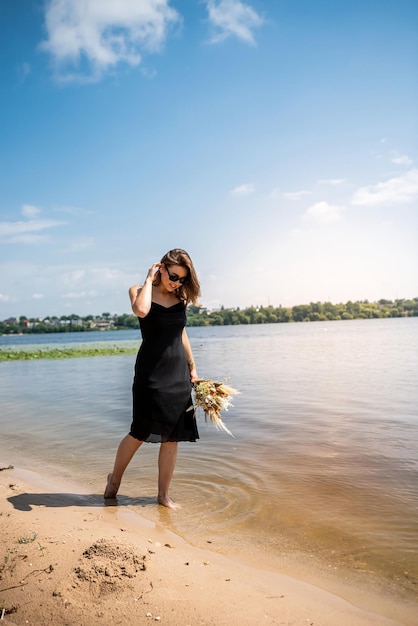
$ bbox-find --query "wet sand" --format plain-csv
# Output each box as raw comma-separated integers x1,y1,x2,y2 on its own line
0,464,416,626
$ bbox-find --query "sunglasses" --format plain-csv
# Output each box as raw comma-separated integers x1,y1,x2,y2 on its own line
165,264,190,285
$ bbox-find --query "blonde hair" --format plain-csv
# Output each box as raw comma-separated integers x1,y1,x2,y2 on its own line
154,248,201,306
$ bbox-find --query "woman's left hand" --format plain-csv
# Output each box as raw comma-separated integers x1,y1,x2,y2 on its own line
189,367,198,384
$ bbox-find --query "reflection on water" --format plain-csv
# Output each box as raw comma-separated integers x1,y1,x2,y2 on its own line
1,319,417,601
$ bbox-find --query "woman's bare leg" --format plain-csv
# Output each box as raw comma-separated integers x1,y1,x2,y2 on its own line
157,442,180,509
104,434,143,498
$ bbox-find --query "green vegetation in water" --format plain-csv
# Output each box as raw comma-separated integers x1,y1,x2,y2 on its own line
0,345,137,362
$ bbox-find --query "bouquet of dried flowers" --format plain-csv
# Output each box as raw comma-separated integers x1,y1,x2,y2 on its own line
191,378,239,436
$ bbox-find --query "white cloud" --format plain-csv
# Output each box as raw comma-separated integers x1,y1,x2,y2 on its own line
206,0,264,45
61,290,99,299
283,190,313,200
0,205,66,243
40,0,180,82
0,219,65,238
352,168,418,206
230,183,256,196
61,266,126,289
32,294,45,300
59,267,127,302
21,204,42,218
318,178,346,186
304,201,345,224
3,234,54,245
63,269,86,284
0,260,136,317
391,151,413,166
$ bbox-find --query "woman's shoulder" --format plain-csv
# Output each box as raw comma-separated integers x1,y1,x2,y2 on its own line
129,285,143,309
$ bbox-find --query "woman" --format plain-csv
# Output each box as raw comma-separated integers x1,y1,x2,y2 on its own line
104,248,201,509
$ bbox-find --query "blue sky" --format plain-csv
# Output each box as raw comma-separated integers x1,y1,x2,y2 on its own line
1,0,417,318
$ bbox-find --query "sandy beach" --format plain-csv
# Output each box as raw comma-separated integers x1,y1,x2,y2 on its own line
0,464,415,626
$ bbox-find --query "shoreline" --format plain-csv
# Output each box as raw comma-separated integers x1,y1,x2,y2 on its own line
1,464,416,626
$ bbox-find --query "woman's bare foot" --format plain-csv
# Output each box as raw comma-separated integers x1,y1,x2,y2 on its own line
157,495,181,510
104,473,120,499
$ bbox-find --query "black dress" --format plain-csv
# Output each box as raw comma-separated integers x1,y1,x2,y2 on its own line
129,301,199,443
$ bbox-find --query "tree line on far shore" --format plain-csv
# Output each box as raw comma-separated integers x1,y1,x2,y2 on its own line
186,297,418,326
1,298,417,335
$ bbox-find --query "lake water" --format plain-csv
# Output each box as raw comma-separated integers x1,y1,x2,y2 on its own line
1,318,417,605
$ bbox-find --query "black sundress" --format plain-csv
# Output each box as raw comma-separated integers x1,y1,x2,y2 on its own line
129,301,199,443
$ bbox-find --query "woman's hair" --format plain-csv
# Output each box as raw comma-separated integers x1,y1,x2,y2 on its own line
153,248,201,306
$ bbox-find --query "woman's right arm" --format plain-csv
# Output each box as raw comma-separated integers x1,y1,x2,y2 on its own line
129,262,160,318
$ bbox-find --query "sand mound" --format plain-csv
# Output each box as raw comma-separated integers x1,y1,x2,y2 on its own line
71,539,147,597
